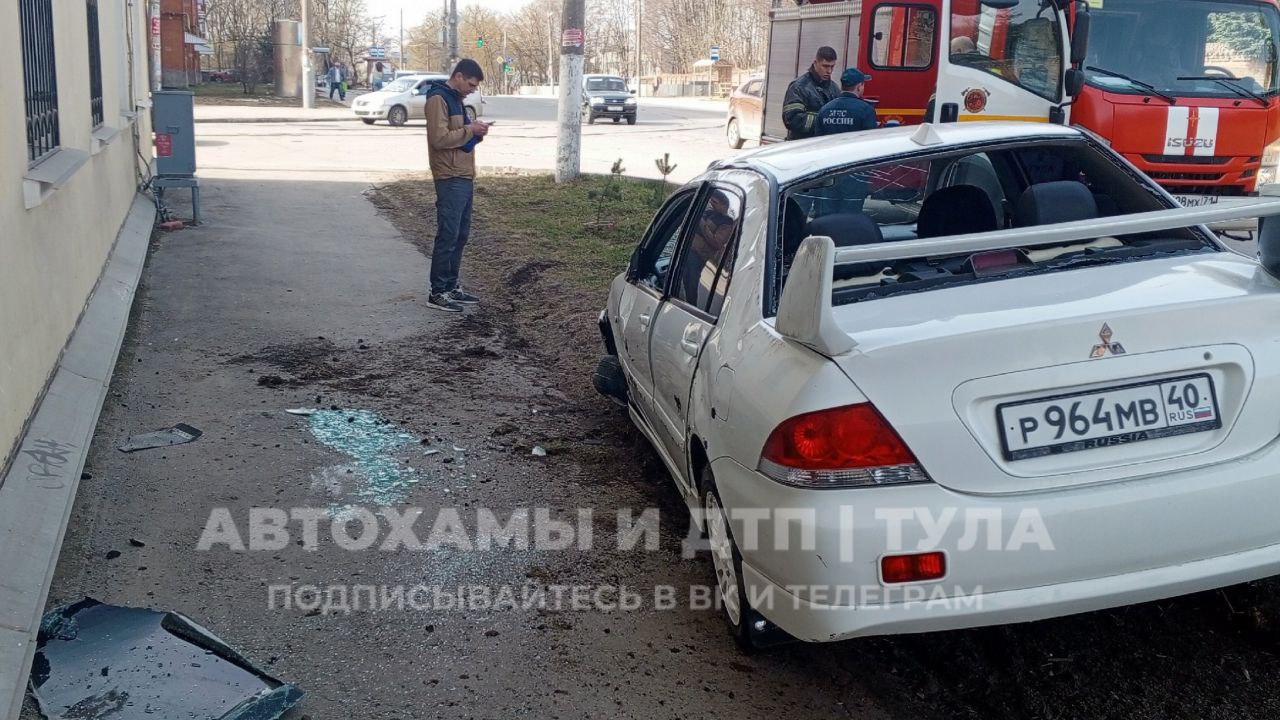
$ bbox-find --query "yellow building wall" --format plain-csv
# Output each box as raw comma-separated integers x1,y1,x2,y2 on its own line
0,0,154,468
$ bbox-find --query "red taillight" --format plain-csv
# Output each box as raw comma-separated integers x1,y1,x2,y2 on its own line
881,552,947,584
761,403,917,470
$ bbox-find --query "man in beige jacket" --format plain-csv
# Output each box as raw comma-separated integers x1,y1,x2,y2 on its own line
424,59,490,312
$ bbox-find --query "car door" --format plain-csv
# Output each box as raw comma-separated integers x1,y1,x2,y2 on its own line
616,188,699,422
411,79,431,118
648,185,743,467
745,79,765,138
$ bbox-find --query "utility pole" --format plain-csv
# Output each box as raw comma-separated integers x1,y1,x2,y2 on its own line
149,0,161,90
501,31,508,95
555,0,585,183
635,0,642,93
400,8,405,70
448,0,459,67
547,13,555,87
300,0,313,108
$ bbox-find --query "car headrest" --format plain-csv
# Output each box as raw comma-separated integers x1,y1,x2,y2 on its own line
782,197,809,260
917,185,999,239
806,213,885,248
1014,181,1100,227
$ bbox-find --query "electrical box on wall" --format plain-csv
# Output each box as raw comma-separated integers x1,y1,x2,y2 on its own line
152,90,196,177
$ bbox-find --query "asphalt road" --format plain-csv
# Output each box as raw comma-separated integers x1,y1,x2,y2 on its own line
194,95,741,183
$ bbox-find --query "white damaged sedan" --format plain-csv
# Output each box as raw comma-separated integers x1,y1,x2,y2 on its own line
593,121,1280,648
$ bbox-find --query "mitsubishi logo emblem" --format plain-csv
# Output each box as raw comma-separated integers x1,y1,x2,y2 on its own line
1090,323,1126,359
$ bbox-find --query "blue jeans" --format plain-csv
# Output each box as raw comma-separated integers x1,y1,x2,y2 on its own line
430,177,474,295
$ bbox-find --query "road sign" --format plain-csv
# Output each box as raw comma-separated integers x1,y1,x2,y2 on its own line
562,28,584,48
710,45,720,61
368,45,386,59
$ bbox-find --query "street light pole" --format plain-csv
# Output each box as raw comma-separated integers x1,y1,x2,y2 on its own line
301,0,313,108
635,0,642,93
555,0,585,183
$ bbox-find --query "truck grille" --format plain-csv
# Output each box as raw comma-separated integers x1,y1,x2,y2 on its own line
1147,171,1224,182
1141,154,1230,165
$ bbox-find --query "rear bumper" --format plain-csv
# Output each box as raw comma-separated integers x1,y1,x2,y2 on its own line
709,435,1280,641
745,540,1280,642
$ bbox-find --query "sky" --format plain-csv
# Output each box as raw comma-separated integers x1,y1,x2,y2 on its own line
365,0,534,27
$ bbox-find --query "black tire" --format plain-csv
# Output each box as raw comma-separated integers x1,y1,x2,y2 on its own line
613,117,621,123
587,113,596,125
701,466,795,652
465,106,477,122
361,118,376,125
387,105,408,127
727,117,744,149
626,115,637,126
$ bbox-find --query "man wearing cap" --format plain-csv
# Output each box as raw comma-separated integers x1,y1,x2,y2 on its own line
817,68,879,136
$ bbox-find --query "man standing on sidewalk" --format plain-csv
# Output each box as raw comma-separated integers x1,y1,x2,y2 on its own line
816,68,878,135
425,59,490,312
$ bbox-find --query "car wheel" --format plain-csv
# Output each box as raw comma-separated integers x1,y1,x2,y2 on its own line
727,117,744,149
361,118,376,125
387,105,408,127
701,467,794,652
587,112,596,125
626,115,637,126
465,106,477,123
613,117,621,123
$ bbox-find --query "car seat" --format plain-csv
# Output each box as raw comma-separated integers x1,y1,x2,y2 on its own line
916,185,1000,238
1013,180,1100,226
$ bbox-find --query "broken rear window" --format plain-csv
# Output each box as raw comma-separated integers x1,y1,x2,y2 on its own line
777,138,1219,305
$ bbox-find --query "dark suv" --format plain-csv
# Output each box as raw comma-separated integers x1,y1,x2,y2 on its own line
581,74,636,125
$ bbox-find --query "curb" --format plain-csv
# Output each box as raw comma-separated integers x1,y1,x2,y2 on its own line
0,194,155,720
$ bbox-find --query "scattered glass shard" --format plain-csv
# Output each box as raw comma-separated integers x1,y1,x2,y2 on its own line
117,423,202,453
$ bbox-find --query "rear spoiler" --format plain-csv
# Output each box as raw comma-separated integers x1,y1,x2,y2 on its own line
833,198,1280,264
777,199,1280,357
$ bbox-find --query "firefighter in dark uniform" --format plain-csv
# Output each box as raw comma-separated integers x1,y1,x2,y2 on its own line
817,68,878,135
782,46,840,140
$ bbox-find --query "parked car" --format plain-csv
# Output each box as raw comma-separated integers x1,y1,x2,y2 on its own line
208,69,240,83
725,74,763,149
581,74,636,125
593,121,1280,648
351,74,484,126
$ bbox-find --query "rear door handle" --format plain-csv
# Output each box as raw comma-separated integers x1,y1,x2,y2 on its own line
680,325,704,357
639,313,651,330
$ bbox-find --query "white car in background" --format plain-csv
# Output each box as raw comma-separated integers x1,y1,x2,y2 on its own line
593,121,1280,649
352,74,485,126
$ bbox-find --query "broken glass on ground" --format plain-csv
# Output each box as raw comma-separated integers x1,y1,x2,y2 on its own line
31,598,303,719
302,409,419,508
117,423,202,453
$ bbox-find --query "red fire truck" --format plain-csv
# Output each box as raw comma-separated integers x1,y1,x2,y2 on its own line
761,0,1280,205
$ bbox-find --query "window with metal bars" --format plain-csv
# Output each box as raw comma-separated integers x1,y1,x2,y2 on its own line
87,0,104,128
20,0,60,164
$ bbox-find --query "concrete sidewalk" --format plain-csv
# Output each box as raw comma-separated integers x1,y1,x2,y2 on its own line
195,104,358,124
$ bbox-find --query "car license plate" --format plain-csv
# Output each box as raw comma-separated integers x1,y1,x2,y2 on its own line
608,105,623,112
1174,194,1220,208
997,374,1221,461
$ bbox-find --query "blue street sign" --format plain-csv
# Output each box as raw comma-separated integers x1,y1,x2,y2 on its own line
710,45,720,61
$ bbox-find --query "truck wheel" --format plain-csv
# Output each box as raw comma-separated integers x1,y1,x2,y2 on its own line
727,118,744,149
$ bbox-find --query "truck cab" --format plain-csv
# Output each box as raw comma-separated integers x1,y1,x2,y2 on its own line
1071,0,1280,204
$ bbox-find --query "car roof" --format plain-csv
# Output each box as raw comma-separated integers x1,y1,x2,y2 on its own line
584,74,624,80
725,122,1083,184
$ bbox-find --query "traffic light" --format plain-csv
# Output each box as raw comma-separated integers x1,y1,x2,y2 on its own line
476,35,486,48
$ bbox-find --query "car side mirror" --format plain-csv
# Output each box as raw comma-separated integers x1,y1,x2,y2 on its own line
1065,67,1085,98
